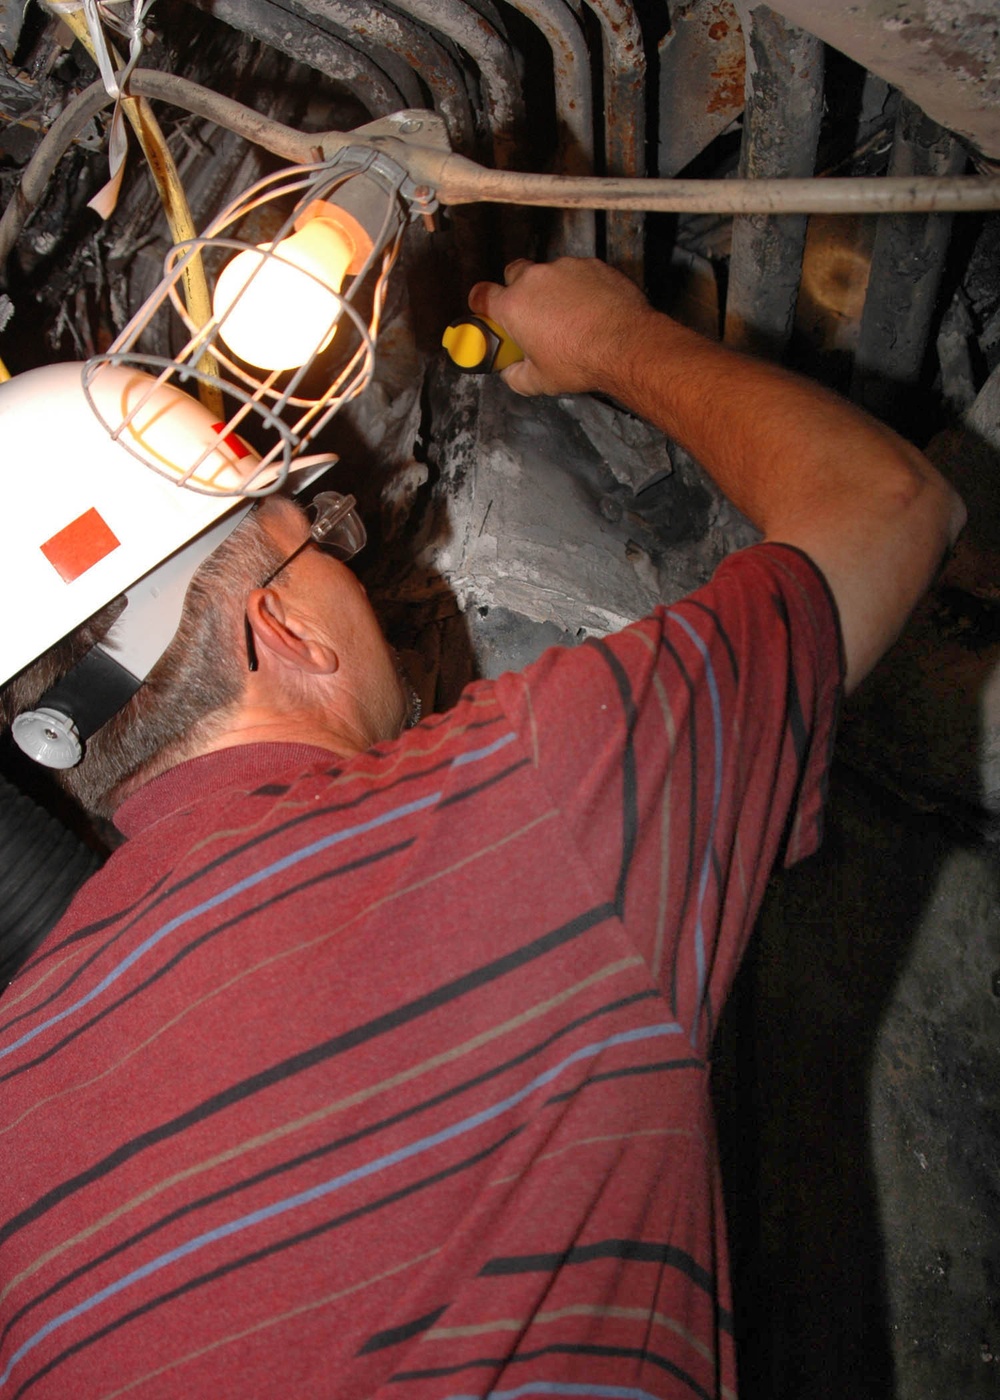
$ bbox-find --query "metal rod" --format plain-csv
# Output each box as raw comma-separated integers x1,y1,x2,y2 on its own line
502,0,596,255
387,0,524,168
853,98,969,429
724,7,824,355
584,0,646,282
4,72,1000,298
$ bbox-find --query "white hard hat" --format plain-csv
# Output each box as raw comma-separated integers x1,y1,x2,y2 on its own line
1,362,331,766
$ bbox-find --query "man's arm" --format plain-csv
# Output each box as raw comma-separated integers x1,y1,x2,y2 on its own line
469,257,966,694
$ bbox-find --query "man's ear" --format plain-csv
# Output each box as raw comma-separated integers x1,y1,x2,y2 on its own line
245,588,339,676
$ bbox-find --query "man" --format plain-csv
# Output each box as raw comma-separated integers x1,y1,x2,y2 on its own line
0,257,963,1398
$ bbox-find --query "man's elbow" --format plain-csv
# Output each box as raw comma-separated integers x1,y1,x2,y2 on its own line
888,447,966,569
832,458,967,695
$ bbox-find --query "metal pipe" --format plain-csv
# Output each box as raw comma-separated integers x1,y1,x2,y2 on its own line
724,6,824,356
388,0,524,168
269,0,477,155
584,0,646,283
4,74,1000,291
0,79,114,273
853,97,969,428
502,0,596,256
427,156,1000,214
192,0,410,115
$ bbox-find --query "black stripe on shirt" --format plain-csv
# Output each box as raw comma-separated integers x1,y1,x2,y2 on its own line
0,902,614,1249
0,836,417,1090
11,1125,527,1400
586,638,638,921
7,714,513,1016
5,989,662,1343
12,715,512,1023
479,1237,719,1306
390,1341,713,1400
0,876,173,1032
771,587,807,766
437,757,531,810
357,1306,449,1356
544,1056,704,1106
685,598,739,684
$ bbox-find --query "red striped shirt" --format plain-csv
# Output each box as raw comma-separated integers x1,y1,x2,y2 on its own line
0,543,841,1399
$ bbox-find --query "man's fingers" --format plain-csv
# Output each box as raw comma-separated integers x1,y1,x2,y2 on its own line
468,260,534,318
499,360,539,397
503,259,533,285
467,280,496,317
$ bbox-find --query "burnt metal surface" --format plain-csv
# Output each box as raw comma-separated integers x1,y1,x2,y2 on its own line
658,0,747,178
390,0,524,168
853,97,969,427
193,0,411,116
587,0,646,282
267,0,479,154
766,0,1000,160
724,3,823,356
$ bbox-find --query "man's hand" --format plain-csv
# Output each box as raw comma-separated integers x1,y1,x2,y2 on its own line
468,255,965,694
468,257,652,398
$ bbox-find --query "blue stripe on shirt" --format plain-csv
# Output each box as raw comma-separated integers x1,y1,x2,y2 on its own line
0,1018,680,1387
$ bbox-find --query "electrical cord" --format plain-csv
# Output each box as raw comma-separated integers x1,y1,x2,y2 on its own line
40,2,222,411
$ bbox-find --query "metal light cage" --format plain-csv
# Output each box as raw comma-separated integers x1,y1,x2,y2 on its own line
81,146,416,498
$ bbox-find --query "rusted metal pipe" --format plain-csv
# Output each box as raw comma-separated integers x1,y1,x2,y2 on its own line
502,0,596,255
584,0,646,283
192,0,410,117
853,98,969,429
724,5,824,357
387,0,524,168
281,0,478,155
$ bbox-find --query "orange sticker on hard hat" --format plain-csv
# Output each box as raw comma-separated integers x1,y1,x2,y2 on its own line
211,423,252,460
41,507,121,583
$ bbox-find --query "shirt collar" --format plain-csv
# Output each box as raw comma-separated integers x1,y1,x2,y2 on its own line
114,743,335,839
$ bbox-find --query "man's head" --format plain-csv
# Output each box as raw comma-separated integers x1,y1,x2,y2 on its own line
239,492,414,755
1,492,413,817
0,363,413,817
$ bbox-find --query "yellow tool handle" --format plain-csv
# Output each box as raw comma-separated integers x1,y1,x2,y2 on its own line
442,315,523,374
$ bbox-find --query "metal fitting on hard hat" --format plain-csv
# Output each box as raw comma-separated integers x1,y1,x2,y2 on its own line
0,362,333,767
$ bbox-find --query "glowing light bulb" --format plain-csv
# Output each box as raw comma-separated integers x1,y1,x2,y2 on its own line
213,218,358,371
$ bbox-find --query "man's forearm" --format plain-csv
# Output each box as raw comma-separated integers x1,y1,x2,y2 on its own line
601,308,964,689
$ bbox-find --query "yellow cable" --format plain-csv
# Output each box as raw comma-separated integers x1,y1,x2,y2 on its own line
0,357,11,383
53,6,222,415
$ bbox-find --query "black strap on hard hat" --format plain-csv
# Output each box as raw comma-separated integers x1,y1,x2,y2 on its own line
40,646,141,740
12,646,141,768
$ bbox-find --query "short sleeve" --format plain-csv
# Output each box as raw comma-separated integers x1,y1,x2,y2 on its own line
493,542,843,1052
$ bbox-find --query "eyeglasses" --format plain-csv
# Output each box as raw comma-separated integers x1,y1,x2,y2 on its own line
245,491,367,672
